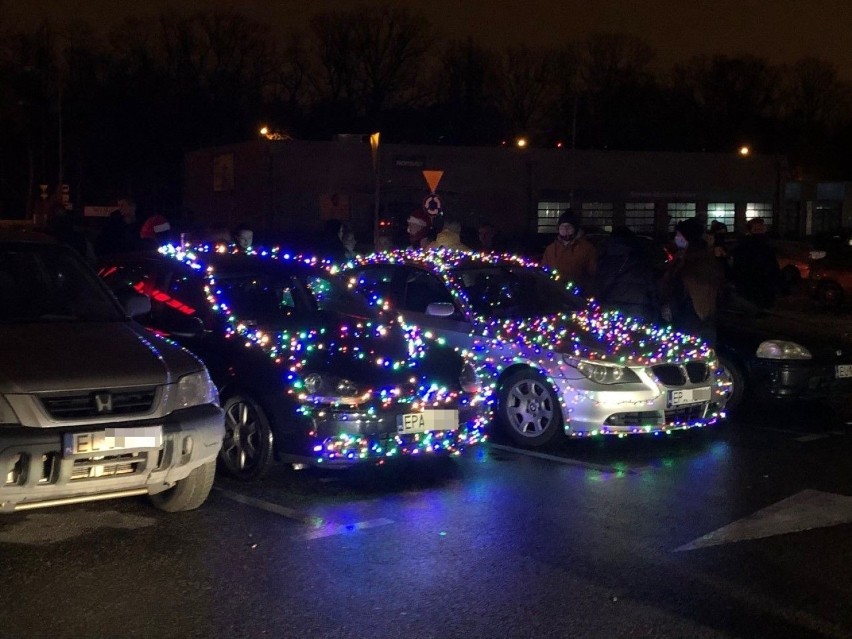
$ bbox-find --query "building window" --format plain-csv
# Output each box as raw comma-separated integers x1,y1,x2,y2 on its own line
813,202,842,234
707,203,735,230
624,202,655,235
667,202,696,230
537,201,570,234
746,202,773,229
581,202,613,231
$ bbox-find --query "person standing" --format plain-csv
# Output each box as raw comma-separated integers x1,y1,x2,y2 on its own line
406,209,433,249
730,217,782,309
428,217,470,251
660,217,724,345
540,210,598,293
594,226,659,322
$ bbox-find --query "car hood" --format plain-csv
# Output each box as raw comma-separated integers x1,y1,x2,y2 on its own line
475,305,712,364
0,321,204,393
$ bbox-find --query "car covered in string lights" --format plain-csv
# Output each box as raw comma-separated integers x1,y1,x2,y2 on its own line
341,249,730,448
98,245,486,479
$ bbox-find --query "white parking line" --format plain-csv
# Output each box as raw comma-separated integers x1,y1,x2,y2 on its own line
214,488,312,523
488,443,642,473
303,519,395,540
794,433,831,442
214,487,396,540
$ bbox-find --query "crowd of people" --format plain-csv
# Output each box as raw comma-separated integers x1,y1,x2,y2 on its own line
39,197,783,346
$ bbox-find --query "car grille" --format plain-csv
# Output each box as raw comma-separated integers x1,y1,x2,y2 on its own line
651,363,709,386
604,411,664,427
665,404,707,423
70,453,145,480
40,388,156,420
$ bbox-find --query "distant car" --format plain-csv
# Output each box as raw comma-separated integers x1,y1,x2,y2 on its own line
99,246,485,479
342,249,729,448
807,246,852,307
767,239,819,288
0,231,224,513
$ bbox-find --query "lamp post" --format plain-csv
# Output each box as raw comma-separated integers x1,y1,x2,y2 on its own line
370,132,381,248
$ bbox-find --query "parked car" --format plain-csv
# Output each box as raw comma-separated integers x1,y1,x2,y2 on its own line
99,246,486,479
715,305,852,411
342,249,729,448
807,246,852,307
0,230,224,513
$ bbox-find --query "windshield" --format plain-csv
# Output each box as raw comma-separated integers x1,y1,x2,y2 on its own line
453,265,586,318
210,261,376,326
0,243,125,323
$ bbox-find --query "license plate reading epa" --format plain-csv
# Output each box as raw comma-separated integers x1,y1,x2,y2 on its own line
668,387,711,407
397,410,459,434
63,426,163,456
836,365,852,379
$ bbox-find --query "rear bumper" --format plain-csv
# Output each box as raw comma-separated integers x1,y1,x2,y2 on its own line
305,402,487,465
0,404,224,512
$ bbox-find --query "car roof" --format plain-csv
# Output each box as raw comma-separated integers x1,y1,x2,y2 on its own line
348,248,538,272
0,227,61,246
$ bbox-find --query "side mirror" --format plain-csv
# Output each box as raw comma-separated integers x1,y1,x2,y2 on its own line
426,302,456,317
121,292,151,318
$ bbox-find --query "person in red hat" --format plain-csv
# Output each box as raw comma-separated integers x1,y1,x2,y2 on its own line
139,214,173,250
406,209,432,248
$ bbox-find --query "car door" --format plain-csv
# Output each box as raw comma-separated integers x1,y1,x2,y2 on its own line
348,263,476,351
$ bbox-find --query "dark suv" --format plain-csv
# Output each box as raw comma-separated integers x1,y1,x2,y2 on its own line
0,230,224,513
99,246,486,480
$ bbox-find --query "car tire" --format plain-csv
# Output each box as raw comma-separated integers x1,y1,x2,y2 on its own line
818,282,844,308
498,369,564,448
718,354,746,414
149,459,216,512
220,394,274,481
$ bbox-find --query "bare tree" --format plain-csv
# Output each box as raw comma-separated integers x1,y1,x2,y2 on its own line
495,44,557,139
310,5,433,120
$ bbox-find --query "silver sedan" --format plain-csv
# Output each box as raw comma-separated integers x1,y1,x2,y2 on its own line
342,250,730,448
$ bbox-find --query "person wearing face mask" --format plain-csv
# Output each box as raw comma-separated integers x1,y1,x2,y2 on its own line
540,210,598,293
660,217,724,345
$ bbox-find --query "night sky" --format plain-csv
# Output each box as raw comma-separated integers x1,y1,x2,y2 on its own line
8,0,852,79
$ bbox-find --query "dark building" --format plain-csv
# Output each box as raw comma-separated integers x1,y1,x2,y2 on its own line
182,139,850,246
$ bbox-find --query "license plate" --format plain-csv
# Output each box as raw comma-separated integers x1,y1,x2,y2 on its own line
63,426,163,456
836,365,852,379
667,387,711,407
396,410,459,434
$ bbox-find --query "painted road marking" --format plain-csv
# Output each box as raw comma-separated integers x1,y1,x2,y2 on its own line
303,519,395,540
488,443,644,474
793,433,831,442
214,487,395,540
675,489,852,551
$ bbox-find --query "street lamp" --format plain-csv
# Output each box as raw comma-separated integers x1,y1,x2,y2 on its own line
739,145,751,157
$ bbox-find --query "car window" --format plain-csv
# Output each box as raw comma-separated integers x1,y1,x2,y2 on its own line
403,268,455,313
213,273,301,325
303,274,374,318
1,244,123,323
346,265,403,307
454,265,585,318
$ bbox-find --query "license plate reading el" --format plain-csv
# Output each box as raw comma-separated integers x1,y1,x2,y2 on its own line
397,410,458,434
836,365,852,379
63,426,163,456
668,387,711,407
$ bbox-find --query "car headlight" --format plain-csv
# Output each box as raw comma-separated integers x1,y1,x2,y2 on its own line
756,340,812,360
302,373,367,403
563,356,642,385
174,369,220,408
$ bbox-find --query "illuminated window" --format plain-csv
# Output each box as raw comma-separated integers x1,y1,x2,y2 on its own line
537,201,570,234
746,202,773,229
581,202,613,231
625,202,655,235
667,202,696,230
707,203,735,229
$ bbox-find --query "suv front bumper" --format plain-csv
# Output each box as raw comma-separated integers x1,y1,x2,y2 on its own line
0,404,224,512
